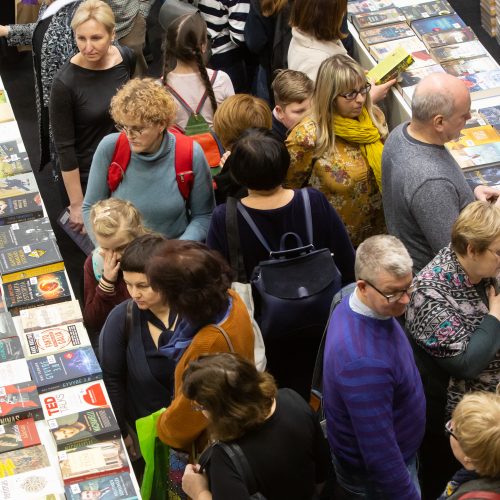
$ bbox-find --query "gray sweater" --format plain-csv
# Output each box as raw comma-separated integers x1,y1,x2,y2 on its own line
382,123,474,272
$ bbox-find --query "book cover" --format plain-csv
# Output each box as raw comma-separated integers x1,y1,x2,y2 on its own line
0,466,63,498
430,40,487,63
422,27,477,49
478,105,500,130
360,22,415,46
19,321,90,361
352,8,405,30
370,36,426,61
20,300,83,333
400,0,453,22
367,47,414,84
348,0,395,18
463,110,489,129
411,13,466,39
0,382,43,425
48,407,120,451
58,439,129,485
464,165,500,189
459,69,500,100
0,337,23,362
3,270,72,316
65,472,138,500
0,300,17,341
446,125,500,150
0,140,31,178
0,218,55,250
0,173,38,200
0,359,31,386
447,142,500,170
41,381,111,420
0,192,43,227
0,418,40,454
57,209,95,256
441,55,499,77
398,64,445,88
0,445,49,477
28,347,102,394
0,91,14,124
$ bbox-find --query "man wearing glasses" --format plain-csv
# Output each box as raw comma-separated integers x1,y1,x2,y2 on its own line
323,234,425,500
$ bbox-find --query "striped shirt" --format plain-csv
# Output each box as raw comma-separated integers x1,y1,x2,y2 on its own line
195,0,250,55
323,296,426,499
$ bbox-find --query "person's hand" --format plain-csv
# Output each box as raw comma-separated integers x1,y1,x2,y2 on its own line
0,26,10,38
369,78,397,103
488,284,500,321
68,202,86,234
182,464,210,499
101,248,120,283
474,185,500,205
123,434,138,460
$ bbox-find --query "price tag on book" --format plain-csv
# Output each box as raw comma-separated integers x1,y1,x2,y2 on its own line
47,355,56,364
0,425,4,434
58,451,68,461
22,245,31,253
70,484,82,493
47,419,58,429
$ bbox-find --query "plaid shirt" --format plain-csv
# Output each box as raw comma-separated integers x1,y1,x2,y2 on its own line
105,0,152,39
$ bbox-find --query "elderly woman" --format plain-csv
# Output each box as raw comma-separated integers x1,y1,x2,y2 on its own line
82,78,215,241
49,0,134,232
285,54,387,247
181,353,331,500
406,200,500,498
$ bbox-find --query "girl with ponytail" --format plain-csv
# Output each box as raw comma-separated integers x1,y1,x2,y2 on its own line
162,13,234,130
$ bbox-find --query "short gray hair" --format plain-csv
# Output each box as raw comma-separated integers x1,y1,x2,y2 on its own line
411,87,455,122
355,235,413,282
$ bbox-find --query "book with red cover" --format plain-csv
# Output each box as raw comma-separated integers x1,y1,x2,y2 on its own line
0,381,43,425
0,418,40,453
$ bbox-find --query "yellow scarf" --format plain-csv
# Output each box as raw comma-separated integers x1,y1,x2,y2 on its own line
333,107,384,192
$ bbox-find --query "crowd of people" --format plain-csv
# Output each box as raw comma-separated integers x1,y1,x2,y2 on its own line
1,0,500,499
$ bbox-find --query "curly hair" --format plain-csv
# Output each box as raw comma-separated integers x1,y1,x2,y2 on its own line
182,353,277,441
110,78,177,127
146,240,232,325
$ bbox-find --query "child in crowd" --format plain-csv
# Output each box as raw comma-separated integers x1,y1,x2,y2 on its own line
83,198,149,339
271,69,313,142
439,391,500,499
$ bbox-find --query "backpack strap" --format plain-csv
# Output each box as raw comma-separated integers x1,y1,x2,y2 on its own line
237,202,272,254
107,132,131,192
117,44,136,77
169,129,194,201
300,188,314,245
226,197,247,283
195,70,218,114
210,324,235,353
125,299,134,344
165,83,196,115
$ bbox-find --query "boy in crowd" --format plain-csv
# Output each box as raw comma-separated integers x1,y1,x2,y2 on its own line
271,70,313,142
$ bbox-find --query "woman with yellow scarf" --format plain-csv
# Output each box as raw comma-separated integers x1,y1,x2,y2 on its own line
285,55,387,247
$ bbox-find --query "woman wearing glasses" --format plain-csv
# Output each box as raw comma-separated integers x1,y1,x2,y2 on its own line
285,55,387,247
406,200,500,498
82,77,215,241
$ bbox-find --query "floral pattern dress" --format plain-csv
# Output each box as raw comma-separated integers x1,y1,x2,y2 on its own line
406,244,500,416
285,117,385,247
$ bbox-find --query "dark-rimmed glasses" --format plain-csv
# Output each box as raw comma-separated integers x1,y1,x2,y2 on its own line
444,420,457,440
363,279,416,303
338,83,372,101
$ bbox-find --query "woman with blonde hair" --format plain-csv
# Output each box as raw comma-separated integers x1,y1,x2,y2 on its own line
83,198,149,336
82,77,215,241
50,0,135,233
286,54,387,246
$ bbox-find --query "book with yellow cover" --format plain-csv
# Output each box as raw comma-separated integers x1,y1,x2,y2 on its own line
445,125,500,150
367,47,414,84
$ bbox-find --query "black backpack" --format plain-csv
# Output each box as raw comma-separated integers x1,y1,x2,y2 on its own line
237,188,342,341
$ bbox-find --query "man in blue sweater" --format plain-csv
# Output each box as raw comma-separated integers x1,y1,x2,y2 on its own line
324,235,425,499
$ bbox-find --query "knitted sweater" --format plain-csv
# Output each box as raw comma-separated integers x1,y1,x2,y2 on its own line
157,290,254,451
323,297,426,499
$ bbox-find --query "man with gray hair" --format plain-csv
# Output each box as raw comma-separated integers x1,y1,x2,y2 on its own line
382,72,499,272
324,235,425,499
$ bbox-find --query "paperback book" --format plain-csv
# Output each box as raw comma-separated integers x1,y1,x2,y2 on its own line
0,300,17,341
3,270,71,316
360,23,415,46
446,142,500,170
464,110,489,129
0,360,31,386
446,125,500,149
0,382,43,425
370,36,426,61
0,465,63,498
0,192,43,227
41,380,111,420
48,407,120,451
0,445,49,477
478,104,500,130
400,0,453,22
0,337,23,362
0,140,31,178
64,472,138,500
441,55,499,77
464,165,500,189
398,64,446,89
0,173,38,200
411,13,466,39
429,40,487,63
366,47,414,84
352,8,405,30
28,347,102,394
58,439,129,484
57,208,94,256
20,299,83,332
348,0,395,18
0,418,40,454
422,27,477,49
0,218,55,250
459,69,500,100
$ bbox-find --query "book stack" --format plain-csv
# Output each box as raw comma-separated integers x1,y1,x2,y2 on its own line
480,0,496,36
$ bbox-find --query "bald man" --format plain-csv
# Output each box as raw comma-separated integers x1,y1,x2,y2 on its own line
382,73,499,272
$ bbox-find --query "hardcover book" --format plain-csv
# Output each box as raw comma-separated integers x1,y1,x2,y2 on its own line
0,359,31,386
0,140,31,178
441,55,499,77
0,239,64,284
0,173,38,200
48,407,120,451
3,270,72,316
41,381,111,420
0,382,43,425
446,142,500,170
0,192,43,227
446,125,500,149
64,472,138,500
459,69,500,100
348,0,395,18
360,23,415,46
478,105,500,130
0,300,17,341
370,36,426,61
0,336,23,362
411,13,466,39
366,47,414,84
58,439,129,485
0,418,40,454
422,27,476,49
0,218,55,250
0,445,49,477
28,347,102,394
429,40,487,63
0,466,63,498
464,165,500,189
352,8,405,30
57,209,95,256
400,0,453,22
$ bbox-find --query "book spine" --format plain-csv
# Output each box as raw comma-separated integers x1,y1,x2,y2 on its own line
0,211,43,227
63,465,130,486
1,261,65,284
37,373,102,395
8,295,71,317
0,407,44,425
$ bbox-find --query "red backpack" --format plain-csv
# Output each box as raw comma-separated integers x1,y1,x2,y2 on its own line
107,129,194,200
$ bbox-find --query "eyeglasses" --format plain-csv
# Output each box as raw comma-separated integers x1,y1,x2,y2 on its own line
486,248,500,259
115,124,146,137
445,420,457,440
338,83,372,101
191,401,206,412
363,279,416,303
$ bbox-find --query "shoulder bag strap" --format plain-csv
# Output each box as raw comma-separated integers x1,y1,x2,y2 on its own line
226,197,247,283
125,299,134,345
169,130,194,201
210,324,235,353
107,132,131,192
117,44,136,77
164,83,196,115
300,188,313,245
237,202,273,254
195,70,218,114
